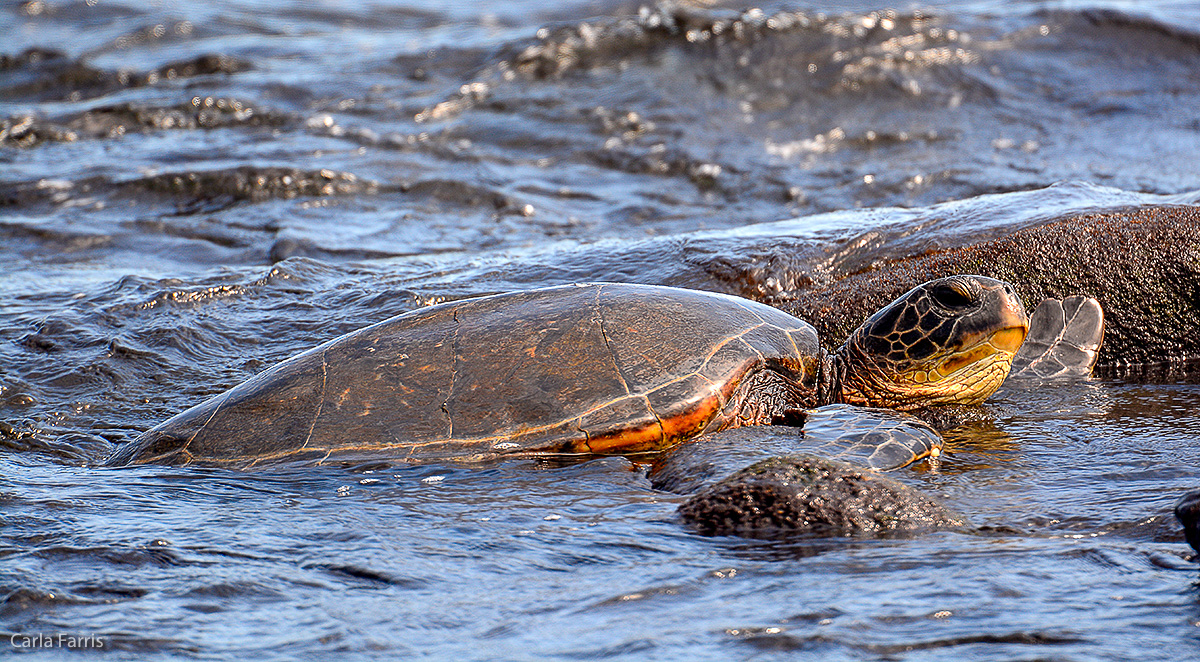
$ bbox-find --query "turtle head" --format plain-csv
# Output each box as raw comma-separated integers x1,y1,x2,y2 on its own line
836,275,1028,410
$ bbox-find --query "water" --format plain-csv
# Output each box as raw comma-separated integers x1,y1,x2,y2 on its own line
3,0,1200,658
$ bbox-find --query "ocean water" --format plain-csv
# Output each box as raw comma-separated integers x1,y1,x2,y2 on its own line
3,0,1200,659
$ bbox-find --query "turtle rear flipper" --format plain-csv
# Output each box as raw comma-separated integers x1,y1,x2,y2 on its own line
1009,296,1104,379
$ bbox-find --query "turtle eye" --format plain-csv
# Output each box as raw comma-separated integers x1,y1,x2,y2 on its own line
931,279,978,309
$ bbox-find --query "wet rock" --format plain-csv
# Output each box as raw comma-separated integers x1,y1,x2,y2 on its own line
151,54,249,81
0,46,61,71
399,179,519,211
0,166,378,213
1174,490,1200,555
507,5,955,84
0,48,111,101
780,205,1200,372
2,98,289,147
0,115,77,147
679,455,964,538
1,49,250,103
123,166,377,209
908,404,993,432
74,98,289,135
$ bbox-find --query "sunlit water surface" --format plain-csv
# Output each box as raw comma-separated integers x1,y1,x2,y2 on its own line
4,0,1200,659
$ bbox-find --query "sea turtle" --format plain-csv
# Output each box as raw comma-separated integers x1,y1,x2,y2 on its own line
108,275,1029,469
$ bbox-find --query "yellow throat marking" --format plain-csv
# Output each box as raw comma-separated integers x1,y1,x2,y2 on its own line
909,326,1025,386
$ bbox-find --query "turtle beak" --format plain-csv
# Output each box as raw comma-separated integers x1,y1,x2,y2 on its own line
989,325,1027,353
989,291,1029,353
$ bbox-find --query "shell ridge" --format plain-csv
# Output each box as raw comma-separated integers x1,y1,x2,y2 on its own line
782,329,803,362
299,347,329,451
157,387,236,464
191,389,233,444
443,304,463,439
579,421,595,453
693,372,729,413
729,298,772,326
695,323,767,374
735,335,766,363
642,395,667,446
595,284,632,396
730,298,813,359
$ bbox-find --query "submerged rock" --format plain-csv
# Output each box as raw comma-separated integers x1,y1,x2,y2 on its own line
679,454,965,538
1,48,250,103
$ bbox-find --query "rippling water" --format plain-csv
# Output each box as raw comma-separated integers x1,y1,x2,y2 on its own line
4,0,1200,658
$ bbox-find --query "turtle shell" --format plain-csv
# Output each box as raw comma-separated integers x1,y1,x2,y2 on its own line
109,283,825,467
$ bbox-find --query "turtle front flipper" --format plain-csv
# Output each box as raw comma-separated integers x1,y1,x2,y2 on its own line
1009,296,1104,380
650,404,941,494
798,404,942,470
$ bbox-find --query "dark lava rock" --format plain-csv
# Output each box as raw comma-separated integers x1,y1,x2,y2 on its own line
679,455,965,538
0,114,77,147
907,404,995,432
2,98,289,148
124,166,377,208
1174,490,1200,555
73,98,289,136
1,48,250,103
780,205,1200,374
